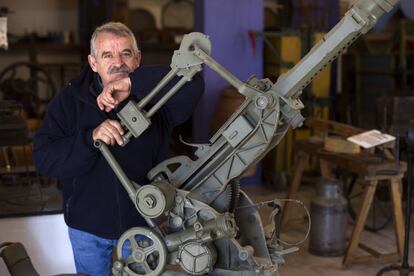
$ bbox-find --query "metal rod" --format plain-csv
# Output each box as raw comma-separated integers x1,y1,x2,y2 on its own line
192,45,244,90
94,140,160,230
94,140,139,201
146,76,188,117
137,69,177,109
122,131,133,145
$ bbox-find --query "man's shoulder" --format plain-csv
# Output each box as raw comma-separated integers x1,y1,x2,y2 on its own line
129,65,171,89
135,64,170,75
67,64,94,89
56,65,94,99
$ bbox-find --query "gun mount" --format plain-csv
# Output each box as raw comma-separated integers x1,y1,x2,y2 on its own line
94,0,399,275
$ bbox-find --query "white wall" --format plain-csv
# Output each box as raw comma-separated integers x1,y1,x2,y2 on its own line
5,0,78,36
0,214,76,276
1,7,78,273
0,0,81,87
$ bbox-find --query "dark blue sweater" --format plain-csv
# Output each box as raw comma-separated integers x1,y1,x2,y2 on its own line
33,64,204,239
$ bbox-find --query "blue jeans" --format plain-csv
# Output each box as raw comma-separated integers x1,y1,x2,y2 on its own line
68,227,120,276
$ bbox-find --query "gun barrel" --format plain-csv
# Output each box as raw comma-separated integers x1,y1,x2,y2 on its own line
273,0,400,99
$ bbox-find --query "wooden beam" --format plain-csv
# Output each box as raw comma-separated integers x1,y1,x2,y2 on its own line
305,117,365,137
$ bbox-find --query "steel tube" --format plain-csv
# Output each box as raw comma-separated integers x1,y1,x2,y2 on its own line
146,76,188,117
192,45,244,91
137,69,177,109
94,140,139,201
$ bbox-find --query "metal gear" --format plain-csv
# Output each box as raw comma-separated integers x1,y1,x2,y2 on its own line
210,178,241,213
0,62,56,118
229,178,241,212
115,227,167,276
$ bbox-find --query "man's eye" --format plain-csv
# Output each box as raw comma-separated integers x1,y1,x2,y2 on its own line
103,54,112,59
122,53,132,58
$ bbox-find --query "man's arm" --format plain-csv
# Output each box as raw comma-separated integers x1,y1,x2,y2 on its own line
128,65,204,127
97,77,131,112
99,65,204,127
33,91,99,179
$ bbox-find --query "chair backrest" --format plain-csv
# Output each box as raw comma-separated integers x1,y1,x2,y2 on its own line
0,242,85,276
0,242,39,276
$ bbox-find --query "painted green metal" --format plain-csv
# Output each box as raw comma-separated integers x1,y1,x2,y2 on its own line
95,1,400,275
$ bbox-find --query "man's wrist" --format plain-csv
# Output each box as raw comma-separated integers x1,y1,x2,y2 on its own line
86,128,97,149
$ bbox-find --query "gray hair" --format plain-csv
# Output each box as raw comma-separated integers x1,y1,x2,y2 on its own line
90,22,139,58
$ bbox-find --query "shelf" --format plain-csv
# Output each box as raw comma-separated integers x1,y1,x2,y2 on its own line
0,165,36,174
140,42,179,51
4,42,85,52
1,42,179,54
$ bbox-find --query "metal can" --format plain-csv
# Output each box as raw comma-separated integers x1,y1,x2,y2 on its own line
309,178,348,256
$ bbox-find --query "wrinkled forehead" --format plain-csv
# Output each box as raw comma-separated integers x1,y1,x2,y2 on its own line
95,32,135,54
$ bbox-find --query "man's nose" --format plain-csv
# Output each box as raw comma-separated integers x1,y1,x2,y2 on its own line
112,54,124,65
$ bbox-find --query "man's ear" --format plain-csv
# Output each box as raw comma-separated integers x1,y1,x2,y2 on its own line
135,50,142,68
88,54,98,72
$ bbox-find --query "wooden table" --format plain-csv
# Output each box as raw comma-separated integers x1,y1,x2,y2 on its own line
281,138,406,266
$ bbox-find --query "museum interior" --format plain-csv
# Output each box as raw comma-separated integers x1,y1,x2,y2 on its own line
0,0,413,275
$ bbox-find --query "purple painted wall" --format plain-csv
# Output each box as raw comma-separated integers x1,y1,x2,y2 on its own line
193,0,263,143
192,0,263,184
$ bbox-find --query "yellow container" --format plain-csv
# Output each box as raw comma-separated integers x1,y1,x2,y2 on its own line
264,35,302,78
264,32,332,174
324,136,360,154
311,32,331,99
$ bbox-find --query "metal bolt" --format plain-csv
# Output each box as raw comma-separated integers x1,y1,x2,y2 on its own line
194,223,202,231
176,196,182,203
255,96,268,109
132,117,137,122
113,261,123,270
172,216,183,227
239,251,248,260
144,195,156,209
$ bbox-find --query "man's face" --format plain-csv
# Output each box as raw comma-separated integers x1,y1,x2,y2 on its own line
88,32,141,86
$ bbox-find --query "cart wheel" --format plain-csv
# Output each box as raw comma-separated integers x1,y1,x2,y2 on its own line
0,62,56,119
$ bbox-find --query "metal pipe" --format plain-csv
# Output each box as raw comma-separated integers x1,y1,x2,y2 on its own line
192,45,244,91
146,76,188,117
137,69,177,109
273,0,399,99
94,140,139,201
122,131,133,145
94,140,161,230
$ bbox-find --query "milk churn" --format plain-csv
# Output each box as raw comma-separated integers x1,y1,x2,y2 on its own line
309,178,348,256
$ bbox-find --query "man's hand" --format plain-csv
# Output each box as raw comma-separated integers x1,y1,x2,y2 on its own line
92,119,124,146
97,77,132,112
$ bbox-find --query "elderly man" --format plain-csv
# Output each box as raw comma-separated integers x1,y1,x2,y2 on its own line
33,22,204,276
